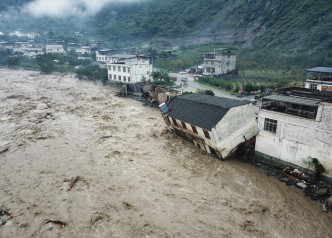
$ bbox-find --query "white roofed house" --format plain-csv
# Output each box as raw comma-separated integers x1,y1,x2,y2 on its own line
161,94,257,159
107,54,152,83
255,87,332,183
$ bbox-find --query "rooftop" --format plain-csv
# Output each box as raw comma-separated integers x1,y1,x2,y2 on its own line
306,67,332,73
110,54,137,59
167,94,248,130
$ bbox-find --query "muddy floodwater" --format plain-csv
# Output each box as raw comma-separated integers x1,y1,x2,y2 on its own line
0,69,331,238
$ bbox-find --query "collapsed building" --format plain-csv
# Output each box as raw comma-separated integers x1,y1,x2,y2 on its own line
160,94,257,159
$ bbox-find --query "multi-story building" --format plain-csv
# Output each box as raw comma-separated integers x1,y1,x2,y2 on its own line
45,43,65,54
107,54,152,83
160,94,257,159
305,67,332,92
96,49,116,62
255,87,332,182
203,48,237,76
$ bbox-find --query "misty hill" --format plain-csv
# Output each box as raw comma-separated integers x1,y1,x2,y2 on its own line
1,0,332,59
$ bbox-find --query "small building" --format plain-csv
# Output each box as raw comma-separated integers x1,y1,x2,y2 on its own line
23,47,44,58
305,67,332,92
96,49,117,62
45,43,65,54
76,46,91,55
203,48,237,76
107,54,152,83
26,32,40,39
255,87,332,181
0,42,13,51
13,42,33,53
161,94,257,159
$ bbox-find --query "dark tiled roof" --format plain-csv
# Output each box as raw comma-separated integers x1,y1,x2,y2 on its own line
167,94,248,130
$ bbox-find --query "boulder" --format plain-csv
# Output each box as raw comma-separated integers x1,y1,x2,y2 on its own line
37,103,48,110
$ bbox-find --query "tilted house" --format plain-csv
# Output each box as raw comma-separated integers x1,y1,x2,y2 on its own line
255,88,332,182
162,94,257,159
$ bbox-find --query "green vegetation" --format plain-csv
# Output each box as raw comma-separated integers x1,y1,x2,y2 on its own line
75,65,108,83
151,70,174,86
196,89,215,96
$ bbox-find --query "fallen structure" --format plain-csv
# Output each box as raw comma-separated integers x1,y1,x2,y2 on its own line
160,94,257,159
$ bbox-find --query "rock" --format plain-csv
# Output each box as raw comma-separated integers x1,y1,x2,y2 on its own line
4,220,12,226
296,182,307,189
37,103,48,110
0,146,8,154
279,177,289,182
327,196,332,207
314,188,328,196
37,136,47,140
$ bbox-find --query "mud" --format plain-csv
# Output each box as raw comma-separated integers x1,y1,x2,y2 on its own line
0,69,331,238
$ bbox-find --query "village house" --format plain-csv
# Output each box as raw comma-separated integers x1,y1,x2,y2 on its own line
96,49,116,62
45,42,65,54
161,94,257,159
107,54,152,83
26,32,40,39
305,67,332,92
76,46,91,55
255,87,332,182
203,48,237,76
13,42,34,53
0,42,13,51
23,45,44,58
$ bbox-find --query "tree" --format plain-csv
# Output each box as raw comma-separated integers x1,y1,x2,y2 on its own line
36,54,54,74
6,56,21,67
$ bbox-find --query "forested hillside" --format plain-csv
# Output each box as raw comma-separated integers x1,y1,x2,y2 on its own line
1,0,331,66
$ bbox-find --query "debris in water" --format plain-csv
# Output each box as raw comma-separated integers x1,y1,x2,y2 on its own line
0,147,8,154
68,176,79,191
296,182,307,189
46,219,66,228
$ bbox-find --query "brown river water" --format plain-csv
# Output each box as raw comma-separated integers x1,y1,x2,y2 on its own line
0,69,331,238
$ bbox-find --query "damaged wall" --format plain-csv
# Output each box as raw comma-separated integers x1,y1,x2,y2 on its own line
212,104,258,158
255,102,332,178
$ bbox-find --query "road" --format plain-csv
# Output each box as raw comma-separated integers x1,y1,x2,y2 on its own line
169,72,239,99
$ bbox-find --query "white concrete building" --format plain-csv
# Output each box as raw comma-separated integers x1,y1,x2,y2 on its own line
107,54,152,83
305,67,332,92
27,33,40,39
13,42,33,53
203,48,237,76
76,46,91,55
255,88,332,181
96,49,115,62
162,94,257,159
46,43,65,54
23,47,44,58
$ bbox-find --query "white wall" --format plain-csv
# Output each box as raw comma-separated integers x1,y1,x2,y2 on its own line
212,104,257,158
256,103,332,177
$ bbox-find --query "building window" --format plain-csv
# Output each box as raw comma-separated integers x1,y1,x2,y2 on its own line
191,125,198,134
113,75,116,79
118,76,121,81
113,66,116,71
264,118,277,133
124,76,126,81
109,74,112,79
203,129,211,139
123,67,126,72
181,121,187,129
128,77,131,82
310,84,317,90
211,61,214,65
128,68,131,73
118,66,121,71
172,118,178,127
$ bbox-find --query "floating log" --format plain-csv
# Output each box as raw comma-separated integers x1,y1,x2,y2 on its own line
68,176,79,191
